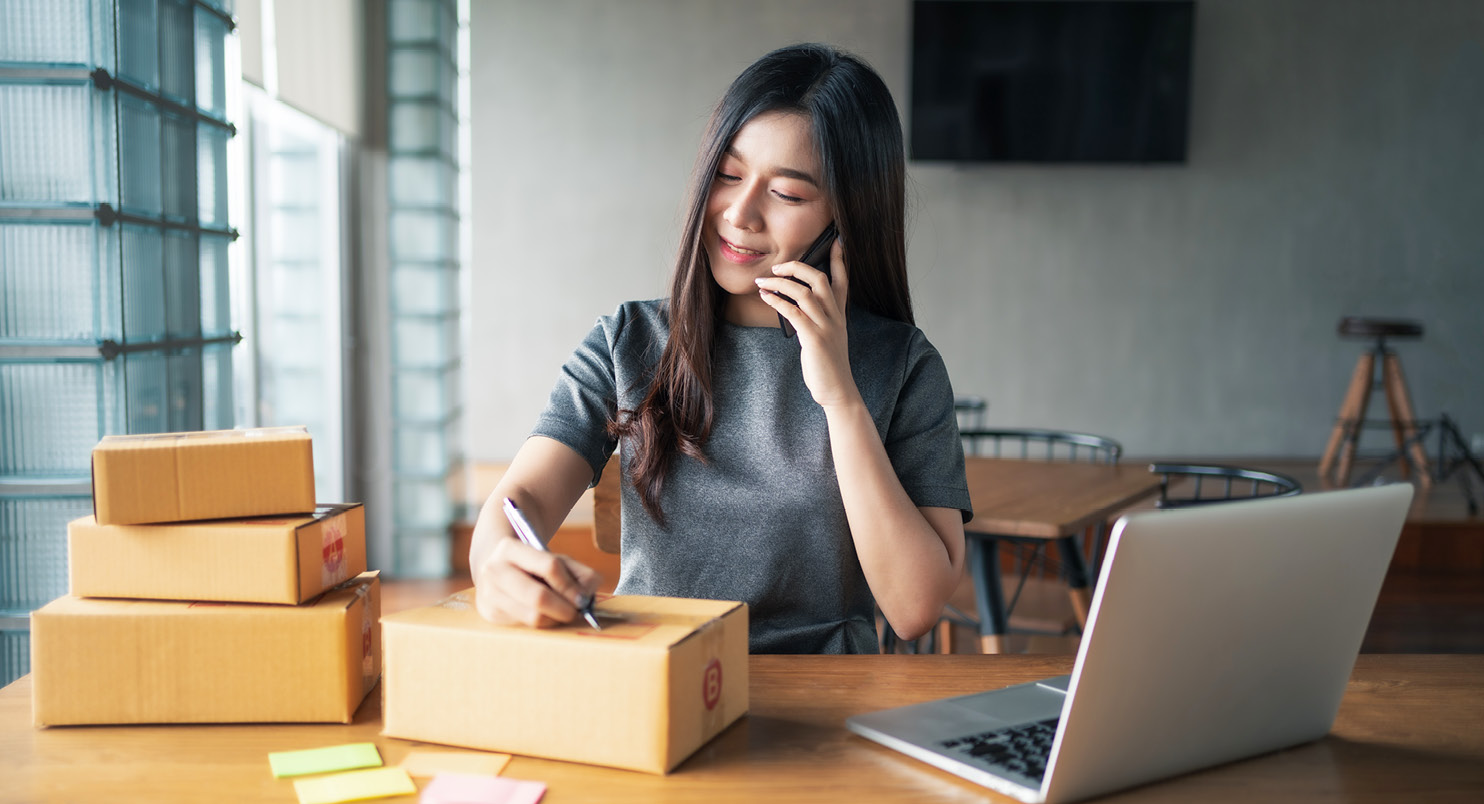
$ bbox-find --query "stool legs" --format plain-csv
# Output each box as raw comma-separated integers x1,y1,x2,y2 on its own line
1319,347,1432,487
1320,351,1376,486
1381,353,1433,486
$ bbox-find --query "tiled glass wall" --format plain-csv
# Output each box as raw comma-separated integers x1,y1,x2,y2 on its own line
385,0,464,576
0,0,237,686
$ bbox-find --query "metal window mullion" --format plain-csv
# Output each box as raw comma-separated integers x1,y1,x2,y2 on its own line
0,67,94,83
103,333,242,359
193,0,237,31
91,70,235,133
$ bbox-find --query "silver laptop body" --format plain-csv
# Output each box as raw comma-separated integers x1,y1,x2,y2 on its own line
847,484,1414,803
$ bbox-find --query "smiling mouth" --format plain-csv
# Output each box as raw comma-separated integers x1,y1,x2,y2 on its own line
720,237,766,259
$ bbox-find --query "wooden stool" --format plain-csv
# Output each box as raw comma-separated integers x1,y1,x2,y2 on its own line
1318,317,1432,487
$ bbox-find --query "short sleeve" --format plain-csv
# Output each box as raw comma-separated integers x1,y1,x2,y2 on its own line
529,309,625,486
884,333,973,523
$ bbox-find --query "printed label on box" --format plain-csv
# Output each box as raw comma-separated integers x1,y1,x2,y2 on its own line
322,516,347,589
702,658,722,711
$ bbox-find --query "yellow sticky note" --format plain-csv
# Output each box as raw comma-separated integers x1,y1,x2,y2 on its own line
292,767,417,804
399,750,512,779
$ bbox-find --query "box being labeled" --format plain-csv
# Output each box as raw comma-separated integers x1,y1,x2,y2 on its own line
382,593,748,774
31,572,380,726
68,504,365,604
91,426,316,525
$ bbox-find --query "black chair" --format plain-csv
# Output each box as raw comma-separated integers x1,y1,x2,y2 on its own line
957,429,1122,654
1149,464,1302,509
961,428,1121,464
954,395,989,431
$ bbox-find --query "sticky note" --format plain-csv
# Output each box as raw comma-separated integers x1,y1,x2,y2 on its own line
270,743,384,778
399,750,512,778
420,773,546,804
293,767,417,804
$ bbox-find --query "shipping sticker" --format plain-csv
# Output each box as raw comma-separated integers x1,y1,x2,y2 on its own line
702,658,723,711
321,515,347,588
437,590,475,610
570,620,659,640
696,620,728,735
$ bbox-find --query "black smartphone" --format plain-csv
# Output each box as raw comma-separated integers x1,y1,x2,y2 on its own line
779,222,838,339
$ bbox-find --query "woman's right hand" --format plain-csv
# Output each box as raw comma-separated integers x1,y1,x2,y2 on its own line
471,534,602,627
466,436,607,627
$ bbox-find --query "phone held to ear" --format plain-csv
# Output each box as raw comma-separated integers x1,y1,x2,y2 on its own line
779,222,838,339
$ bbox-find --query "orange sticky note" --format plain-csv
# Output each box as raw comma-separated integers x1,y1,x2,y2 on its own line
400,751,512,779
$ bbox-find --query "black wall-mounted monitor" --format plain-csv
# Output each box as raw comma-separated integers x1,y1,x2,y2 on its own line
911,0,1196,163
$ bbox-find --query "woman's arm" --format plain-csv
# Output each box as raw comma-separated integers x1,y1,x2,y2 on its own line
469,436,604,627
758,241,966,641
824,404,967,640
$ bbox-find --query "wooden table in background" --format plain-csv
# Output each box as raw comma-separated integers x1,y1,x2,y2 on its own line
961,458,1166,652
4,655,1481,803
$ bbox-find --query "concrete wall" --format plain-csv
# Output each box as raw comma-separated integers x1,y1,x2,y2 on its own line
467,0,1484,462
235,0,364,138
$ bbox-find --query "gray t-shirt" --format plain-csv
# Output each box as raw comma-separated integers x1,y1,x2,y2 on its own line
532,299,972,654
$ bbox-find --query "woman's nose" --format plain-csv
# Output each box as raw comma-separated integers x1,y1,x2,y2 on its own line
721,182,764,232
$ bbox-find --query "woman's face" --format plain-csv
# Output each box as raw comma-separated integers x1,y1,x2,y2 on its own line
704,110,833,327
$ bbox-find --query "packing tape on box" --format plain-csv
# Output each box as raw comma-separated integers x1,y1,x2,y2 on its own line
357,583,375,696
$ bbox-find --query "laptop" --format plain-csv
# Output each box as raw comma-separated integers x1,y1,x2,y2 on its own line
847,483,1414,803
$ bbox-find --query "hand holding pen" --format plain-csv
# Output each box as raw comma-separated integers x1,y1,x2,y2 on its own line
501,498,602,630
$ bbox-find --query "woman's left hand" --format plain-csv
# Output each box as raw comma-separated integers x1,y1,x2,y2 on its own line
756,238,861,410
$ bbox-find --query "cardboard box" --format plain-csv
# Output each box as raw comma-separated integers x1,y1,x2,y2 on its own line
68,504,366,604
91,427,316,525
31,572,380,726
382,593,748,774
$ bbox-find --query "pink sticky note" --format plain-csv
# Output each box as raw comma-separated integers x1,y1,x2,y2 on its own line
419,772,546,804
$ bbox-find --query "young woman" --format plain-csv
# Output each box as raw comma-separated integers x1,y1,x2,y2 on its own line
469,43,971,654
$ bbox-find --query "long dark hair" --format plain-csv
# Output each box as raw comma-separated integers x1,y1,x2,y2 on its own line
610,43,911,524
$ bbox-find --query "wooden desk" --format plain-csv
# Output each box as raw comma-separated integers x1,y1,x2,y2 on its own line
963,458,1166,652
3,655,1480,803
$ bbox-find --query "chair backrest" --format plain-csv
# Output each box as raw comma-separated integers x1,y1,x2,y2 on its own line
1149,463,1302,509
954,395,989,431
960,428,1122,464
593,454,621,554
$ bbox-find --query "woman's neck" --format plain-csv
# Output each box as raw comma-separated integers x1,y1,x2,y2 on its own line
723,293,783,328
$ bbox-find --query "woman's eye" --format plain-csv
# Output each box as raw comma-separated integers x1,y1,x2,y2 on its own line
715,172,740,183
773,190,804,203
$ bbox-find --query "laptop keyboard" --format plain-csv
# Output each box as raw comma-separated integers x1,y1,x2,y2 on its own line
939,717,1060,783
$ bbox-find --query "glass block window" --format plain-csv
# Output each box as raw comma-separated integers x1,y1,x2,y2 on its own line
385,0,465,576
0,0,238,687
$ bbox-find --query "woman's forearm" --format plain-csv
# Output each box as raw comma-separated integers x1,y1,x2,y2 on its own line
824,398,967,641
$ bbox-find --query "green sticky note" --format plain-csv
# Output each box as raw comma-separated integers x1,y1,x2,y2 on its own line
269,742,383,779
293,767,417,804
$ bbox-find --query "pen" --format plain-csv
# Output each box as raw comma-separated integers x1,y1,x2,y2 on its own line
501,497,602,630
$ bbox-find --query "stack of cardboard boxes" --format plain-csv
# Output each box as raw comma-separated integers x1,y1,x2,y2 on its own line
29,427,381,726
